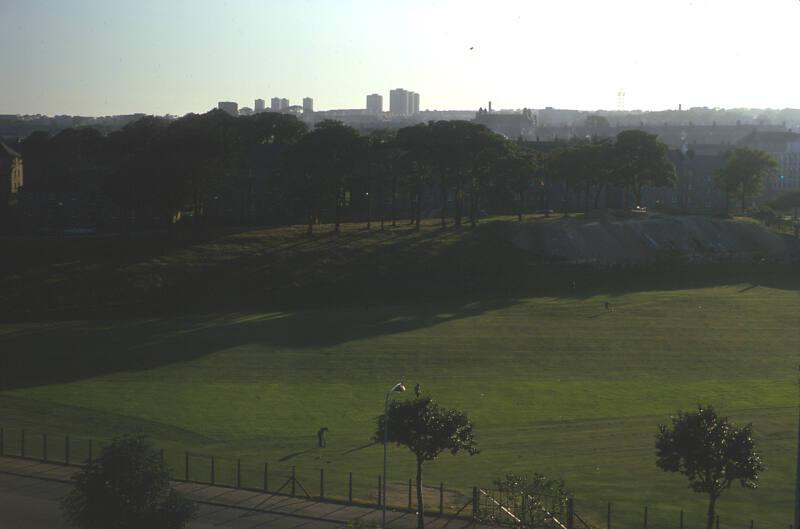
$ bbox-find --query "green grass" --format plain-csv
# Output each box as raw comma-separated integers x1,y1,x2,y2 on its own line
1,219,798,528
2,281,798,528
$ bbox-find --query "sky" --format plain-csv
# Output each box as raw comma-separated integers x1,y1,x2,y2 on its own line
1,0,798,116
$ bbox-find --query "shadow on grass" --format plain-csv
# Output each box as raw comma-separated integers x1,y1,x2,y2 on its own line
0,296,521,391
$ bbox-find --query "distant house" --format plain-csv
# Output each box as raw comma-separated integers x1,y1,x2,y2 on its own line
0,139,24,205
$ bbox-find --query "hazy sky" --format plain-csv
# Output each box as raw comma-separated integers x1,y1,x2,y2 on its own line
1,0,798,116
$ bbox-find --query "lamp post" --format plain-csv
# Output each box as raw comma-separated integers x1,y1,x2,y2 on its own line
383,382,406,528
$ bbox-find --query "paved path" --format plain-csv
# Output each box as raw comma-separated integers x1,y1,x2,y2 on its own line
0,456,494,529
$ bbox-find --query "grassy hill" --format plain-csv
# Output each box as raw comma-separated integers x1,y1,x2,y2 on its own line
1,215,799,527
1,214,797,318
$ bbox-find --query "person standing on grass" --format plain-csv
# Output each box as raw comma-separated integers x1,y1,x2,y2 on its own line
317,427,328,448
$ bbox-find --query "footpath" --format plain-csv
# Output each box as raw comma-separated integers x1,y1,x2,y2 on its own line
0,456,496,529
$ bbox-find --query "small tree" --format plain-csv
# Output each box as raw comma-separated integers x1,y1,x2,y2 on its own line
375,397,478,529
488,473,569,528
656,405,764,529
61,436,196,529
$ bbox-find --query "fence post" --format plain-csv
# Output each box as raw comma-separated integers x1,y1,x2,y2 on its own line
472,487,479,520
43,433,47,462
264,463,268,492
211,456,215,485
680,510,684,529
408,479,413,512
160,448,164,463
319,468,324,500
65,436,70,466
715,514,719,529
88,440,92,464
291,466,296,497
750,520,753,529
377,474,382,507
643,505,648,529
184,452,189,481
567,497,574,529
21,430,25,458
439,482,444,516
0,427,3,456
348,472,353,504
607,502,611,529
236,459,241,489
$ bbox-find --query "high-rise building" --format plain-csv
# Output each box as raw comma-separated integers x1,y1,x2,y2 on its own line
366,93,383,113
254,99,265,113
303,97,314,113
389,89,419,115
270,97,291,112
218,101,238,116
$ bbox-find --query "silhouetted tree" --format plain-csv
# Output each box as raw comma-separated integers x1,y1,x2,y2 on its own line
614,130,676,207
396,124,434,230
715,147,778,214
375,397,478,529
61,436,196,529
656,405,763,529
497,146,538,221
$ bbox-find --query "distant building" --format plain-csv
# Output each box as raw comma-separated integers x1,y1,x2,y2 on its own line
366,94,383,113
389,88,419,115
239,107,254,116
303,97,314,114
218,101,238,116
254,99,265,113
0,140,24,205
475,108,537,139
271,98,290,112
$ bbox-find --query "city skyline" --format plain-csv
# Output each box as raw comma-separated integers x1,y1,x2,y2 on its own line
1,0,799,116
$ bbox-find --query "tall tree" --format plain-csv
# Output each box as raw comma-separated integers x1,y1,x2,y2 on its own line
614,130,676,207
376,397,479,529
715,147,778,214
396,124,434,230
291,120,360,234
497,145,538,221
656,405,764,529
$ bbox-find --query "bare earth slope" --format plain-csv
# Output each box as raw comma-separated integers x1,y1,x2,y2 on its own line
508,213,797,264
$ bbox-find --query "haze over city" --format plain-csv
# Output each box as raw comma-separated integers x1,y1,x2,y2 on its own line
2,0,799,116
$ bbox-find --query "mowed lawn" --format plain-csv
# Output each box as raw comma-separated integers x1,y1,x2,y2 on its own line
1,283,798,528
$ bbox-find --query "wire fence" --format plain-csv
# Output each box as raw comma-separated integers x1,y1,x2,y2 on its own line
0,426,785,529
0,426,474,519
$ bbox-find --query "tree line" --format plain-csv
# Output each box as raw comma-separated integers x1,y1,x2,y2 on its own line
12,109,780,234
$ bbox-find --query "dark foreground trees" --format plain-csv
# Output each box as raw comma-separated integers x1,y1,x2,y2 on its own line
656,405,763,529
376,397,478,529
61,436,196,529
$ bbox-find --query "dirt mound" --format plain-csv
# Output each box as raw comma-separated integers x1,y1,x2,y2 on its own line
507,213,798,264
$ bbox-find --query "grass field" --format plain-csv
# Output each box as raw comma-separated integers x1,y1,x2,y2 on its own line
1,220,798,528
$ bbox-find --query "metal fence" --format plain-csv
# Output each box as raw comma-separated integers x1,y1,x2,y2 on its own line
0,426,475,520
0,426,781,529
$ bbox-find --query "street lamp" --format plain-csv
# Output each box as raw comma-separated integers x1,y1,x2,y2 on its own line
383,382,406,528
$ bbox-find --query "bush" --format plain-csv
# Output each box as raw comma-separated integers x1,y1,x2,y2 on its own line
752,205,780,226
61,435,197,529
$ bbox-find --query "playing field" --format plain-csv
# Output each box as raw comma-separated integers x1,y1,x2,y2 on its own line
1,279,797,528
